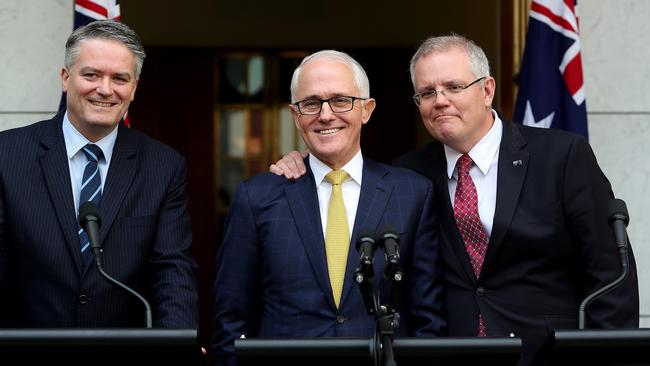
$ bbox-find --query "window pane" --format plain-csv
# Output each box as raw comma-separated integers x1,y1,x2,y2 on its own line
248,109,263,157
219,58,247,103
247,56,265,103
220,109,246,158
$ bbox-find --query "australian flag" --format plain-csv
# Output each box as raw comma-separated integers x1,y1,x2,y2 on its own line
59,1,128,125
74,0,121,25
513,0,588,139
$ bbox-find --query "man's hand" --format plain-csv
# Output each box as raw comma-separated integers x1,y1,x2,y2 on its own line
269,150,309,179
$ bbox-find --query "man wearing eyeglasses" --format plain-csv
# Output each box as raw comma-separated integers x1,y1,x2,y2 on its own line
211,50,446,366
270,35,639,366
397,34,638,365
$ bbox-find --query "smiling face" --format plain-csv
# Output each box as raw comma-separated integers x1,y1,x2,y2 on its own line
61,38,138,142
413,46,495,153
290,58,375,169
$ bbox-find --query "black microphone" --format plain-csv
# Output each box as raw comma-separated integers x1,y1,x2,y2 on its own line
378,229,400,280
354,230,378,315
79,202,103,266
578,198,630,329
78,202,153,328
608,198,630,250
355,231,377,276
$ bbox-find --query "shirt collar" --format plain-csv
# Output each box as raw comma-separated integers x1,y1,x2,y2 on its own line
444,110,503,179
62,111,118,165
309,150,363,186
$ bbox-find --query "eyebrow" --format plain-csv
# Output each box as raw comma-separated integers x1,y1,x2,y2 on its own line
418,79,469,91
78,67,133,80
298,93,347,101
113,72,133,80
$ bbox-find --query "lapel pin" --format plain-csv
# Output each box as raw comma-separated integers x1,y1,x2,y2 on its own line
512,160,523,167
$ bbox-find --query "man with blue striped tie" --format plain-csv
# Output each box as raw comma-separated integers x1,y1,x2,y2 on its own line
0,20,198,330
77,143,103,267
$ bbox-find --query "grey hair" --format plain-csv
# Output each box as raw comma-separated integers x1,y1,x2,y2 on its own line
290,50,370,103
64,20,146,79
409,34,490,88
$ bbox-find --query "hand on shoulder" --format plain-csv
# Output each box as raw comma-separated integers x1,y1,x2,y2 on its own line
269,150,309,179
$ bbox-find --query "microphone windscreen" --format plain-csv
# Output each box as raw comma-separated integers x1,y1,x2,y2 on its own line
378,226,399,243
356,230,376,252
608,198,629,226
79,201,101,227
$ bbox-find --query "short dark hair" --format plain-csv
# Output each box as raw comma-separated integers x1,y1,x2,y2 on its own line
64,20,146,79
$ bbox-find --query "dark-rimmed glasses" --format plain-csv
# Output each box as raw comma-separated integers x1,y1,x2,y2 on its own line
293,96,367,115
413,77,486,106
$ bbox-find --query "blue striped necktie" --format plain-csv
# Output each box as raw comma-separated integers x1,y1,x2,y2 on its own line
78,144,103,266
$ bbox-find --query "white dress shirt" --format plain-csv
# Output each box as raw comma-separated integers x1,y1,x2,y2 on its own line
62,112,118,213
444,110,502,238
310,150,363,240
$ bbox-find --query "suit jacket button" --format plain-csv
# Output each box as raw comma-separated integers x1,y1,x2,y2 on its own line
475,287,486,297
336,315,346,324
78,294,89,304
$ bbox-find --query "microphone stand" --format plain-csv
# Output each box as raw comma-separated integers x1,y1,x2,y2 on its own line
93,248,153,328
355,253,402,366
376,262,402,366
578,199,631,330
578,243,629,329
81,202,153,329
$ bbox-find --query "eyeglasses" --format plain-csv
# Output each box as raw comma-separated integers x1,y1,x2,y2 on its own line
412,77,486,106
293,96,367,115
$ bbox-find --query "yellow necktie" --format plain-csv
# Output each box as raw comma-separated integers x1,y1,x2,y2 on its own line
325,170,350,308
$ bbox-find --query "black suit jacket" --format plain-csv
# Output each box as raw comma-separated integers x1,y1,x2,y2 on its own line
0,112,198,328
395,119,639,365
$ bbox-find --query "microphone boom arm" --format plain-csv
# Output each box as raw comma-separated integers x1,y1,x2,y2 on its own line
578,245,629,329
94,254,153,328
79,201,153,328
578,198,631,329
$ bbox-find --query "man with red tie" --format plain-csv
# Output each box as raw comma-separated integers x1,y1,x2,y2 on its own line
271,35,639,366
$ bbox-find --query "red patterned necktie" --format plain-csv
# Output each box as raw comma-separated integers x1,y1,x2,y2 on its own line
453,153,488,336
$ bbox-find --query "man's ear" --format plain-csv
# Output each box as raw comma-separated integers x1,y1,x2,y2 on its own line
482,77,496,108
61,67,70,92
361,98,376,125
289,103,301,130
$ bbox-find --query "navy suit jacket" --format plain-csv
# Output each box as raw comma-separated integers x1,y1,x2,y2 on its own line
395,119,639,365
0,112,198,328
212,157,446,365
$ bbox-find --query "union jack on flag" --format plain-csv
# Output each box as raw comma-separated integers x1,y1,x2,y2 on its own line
75,0,121,24
513,0,588,139
60,0,130,126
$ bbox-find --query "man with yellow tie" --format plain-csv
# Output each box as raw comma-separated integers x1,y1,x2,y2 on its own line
211,50,446,366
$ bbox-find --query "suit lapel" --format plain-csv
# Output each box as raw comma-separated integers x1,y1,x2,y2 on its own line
482,121,528,273
99,124,138,244
38,114,84,275
424,144,479,282
340,158,393,307
284,161,336,308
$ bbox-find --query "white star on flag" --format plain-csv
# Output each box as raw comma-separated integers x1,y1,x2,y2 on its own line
522,100,555,129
